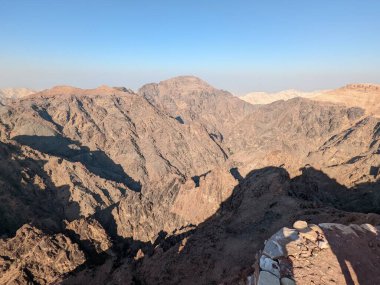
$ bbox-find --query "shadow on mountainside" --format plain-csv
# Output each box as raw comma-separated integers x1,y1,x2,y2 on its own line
290,166,380,214
321,225,380,285
62,165,380,285
0,141,80,237
13,135,142,192
134,166,380,284
1,135,378,285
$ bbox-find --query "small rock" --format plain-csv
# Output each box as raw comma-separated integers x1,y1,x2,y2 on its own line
281,277,296,285
134,248,144,260
293,221,308,230
257,271,280,285
260,255,280,278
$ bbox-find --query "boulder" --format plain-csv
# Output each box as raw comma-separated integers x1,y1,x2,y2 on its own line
259,255,280,278
257,271,280,285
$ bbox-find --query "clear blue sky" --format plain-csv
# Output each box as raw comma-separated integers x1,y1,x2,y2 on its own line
0,0,379,94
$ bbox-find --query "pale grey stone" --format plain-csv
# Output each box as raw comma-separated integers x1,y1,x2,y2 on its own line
281,277,296,285
263,227,299,258
258,271,280,285
263,240,284,259
260,255,280,278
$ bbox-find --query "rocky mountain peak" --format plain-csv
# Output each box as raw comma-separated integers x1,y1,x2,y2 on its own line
140,75,216,95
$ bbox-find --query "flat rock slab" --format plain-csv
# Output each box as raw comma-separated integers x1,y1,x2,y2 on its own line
258,271,280,285
293,220,308,230
263,227,299,259
281,277,296,285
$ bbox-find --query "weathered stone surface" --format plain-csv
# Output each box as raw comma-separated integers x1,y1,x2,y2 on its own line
293,220,308,230
260,255,280,278
65,218,112,254
263,240,285,259
263,227,300,258
0,224,85,285
258,271,280,285
281,277,296,285
319,223,358,236
299,228,318,242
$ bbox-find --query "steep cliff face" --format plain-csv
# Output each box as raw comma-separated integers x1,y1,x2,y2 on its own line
0,77,379,284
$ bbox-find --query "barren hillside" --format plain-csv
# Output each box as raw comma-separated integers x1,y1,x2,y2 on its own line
0,77,379,285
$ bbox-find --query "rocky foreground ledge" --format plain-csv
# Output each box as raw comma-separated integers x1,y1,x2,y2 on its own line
250,221,380,285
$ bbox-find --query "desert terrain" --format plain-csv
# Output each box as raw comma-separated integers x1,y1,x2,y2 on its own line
0,77,379,284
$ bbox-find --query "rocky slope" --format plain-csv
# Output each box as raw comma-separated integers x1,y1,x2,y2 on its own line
0,224,85,284
0,76,379,284
313,83,380,117
139,76,256,148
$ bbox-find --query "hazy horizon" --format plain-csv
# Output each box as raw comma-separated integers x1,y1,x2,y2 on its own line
1,0,379,94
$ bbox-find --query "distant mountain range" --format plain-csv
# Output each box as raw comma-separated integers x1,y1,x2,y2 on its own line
240,89,327,104
0,87,36,99
241,83,380,117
